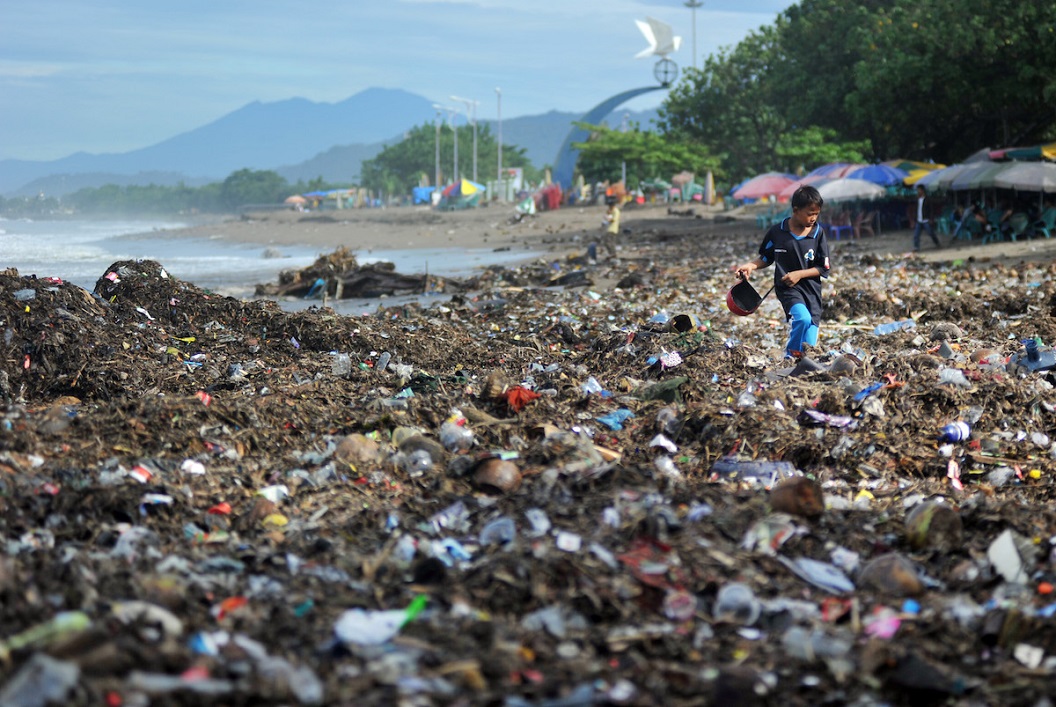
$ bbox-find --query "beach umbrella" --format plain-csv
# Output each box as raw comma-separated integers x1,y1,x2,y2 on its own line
805,162,867,179
903,169,935,186
915,163,974,190
883,159,944,174
963,147,993,163
845,164,909,187
949,162,1009,191
442,179,485,197
815,178,885,203
776,175,831,201
991,162,1056,193
459,179,485,195
731,171,796,201
284,195,307,204
994,142,1056,162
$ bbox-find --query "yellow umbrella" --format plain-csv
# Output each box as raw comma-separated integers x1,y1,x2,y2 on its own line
902,169,934,185
884,159,945,174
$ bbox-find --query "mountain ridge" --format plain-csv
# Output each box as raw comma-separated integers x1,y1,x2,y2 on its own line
1,88,660,197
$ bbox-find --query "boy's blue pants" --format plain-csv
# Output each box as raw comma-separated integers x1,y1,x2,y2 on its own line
787,302,818,356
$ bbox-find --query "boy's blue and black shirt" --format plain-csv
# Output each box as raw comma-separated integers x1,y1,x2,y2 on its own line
758,218,831,324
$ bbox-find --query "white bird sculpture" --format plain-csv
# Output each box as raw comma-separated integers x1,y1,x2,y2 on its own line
635,17,682,59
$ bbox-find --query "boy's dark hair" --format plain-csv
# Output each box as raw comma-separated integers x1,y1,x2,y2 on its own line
791,185,824,210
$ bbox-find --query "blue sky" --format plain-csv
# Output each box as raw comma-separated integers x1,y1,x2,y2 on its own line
1,0,796,161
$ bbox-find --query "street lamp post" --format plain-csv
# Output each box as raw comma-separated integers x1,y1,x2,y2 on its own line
495,87,502,200
451,95,479,183
434,111,442,189
685,0,703,71
433,104,458,183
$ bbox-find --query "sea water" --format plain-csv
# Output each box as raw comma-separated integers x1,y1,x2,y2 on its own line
1,217,541,313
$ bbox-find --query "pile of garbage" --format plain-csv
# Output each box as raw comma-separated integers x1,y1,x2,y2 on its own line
3,217,1056,705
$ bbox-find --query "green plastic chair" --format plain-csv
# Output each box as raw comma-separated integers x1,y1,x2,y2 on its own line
1033,207,1056,238
766,208,791,229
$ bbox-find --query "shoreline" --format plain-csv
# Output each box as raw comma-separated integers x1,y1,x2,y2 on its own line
137,201,1056,287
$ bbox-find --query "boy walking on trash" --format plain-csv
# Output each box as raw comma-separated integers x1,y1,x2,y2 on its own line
733,185,831,360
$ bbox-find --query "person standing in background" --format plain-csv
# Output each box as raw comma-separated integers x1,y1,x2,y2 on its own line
913,185,941,251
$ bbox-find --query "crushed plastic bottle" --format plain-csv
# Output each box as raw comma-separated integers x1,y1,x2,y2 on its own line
938,367,971,388
872,319,917,336
330,352,351,376
375,351,392,373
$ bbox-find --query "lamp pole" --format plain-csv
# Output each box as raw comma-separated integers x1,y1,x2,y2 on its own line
433,103,458,183
451,95,479,183
495,87,502,200
684,0,703,70
434,111,441,189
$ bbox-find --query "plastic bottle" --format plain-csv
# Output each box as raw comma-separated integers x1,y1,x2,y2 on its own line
872,319,917,336
376,351,392,373
581,376,604,395
939,421,971,442
331,353,351,376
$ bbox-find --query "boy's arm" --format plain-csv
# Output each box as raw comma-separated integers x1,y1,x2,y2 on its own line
734,257,767,280
781,266,822,286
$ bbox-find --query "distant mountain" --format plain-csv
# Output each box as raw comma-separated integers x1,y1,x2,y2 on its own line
0,88,661,197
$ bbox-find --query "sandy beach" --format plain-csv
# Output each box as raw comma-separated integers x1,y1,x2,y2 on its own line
166,201,1056,276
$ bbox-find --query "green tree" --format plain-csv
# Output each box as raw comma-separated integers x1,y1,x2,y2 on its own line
659,0,1056,175
846,0,1056,161
219,169,289,209
361,122,535,195
571,122,721,189
659,27,785,181
775,127,871,175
